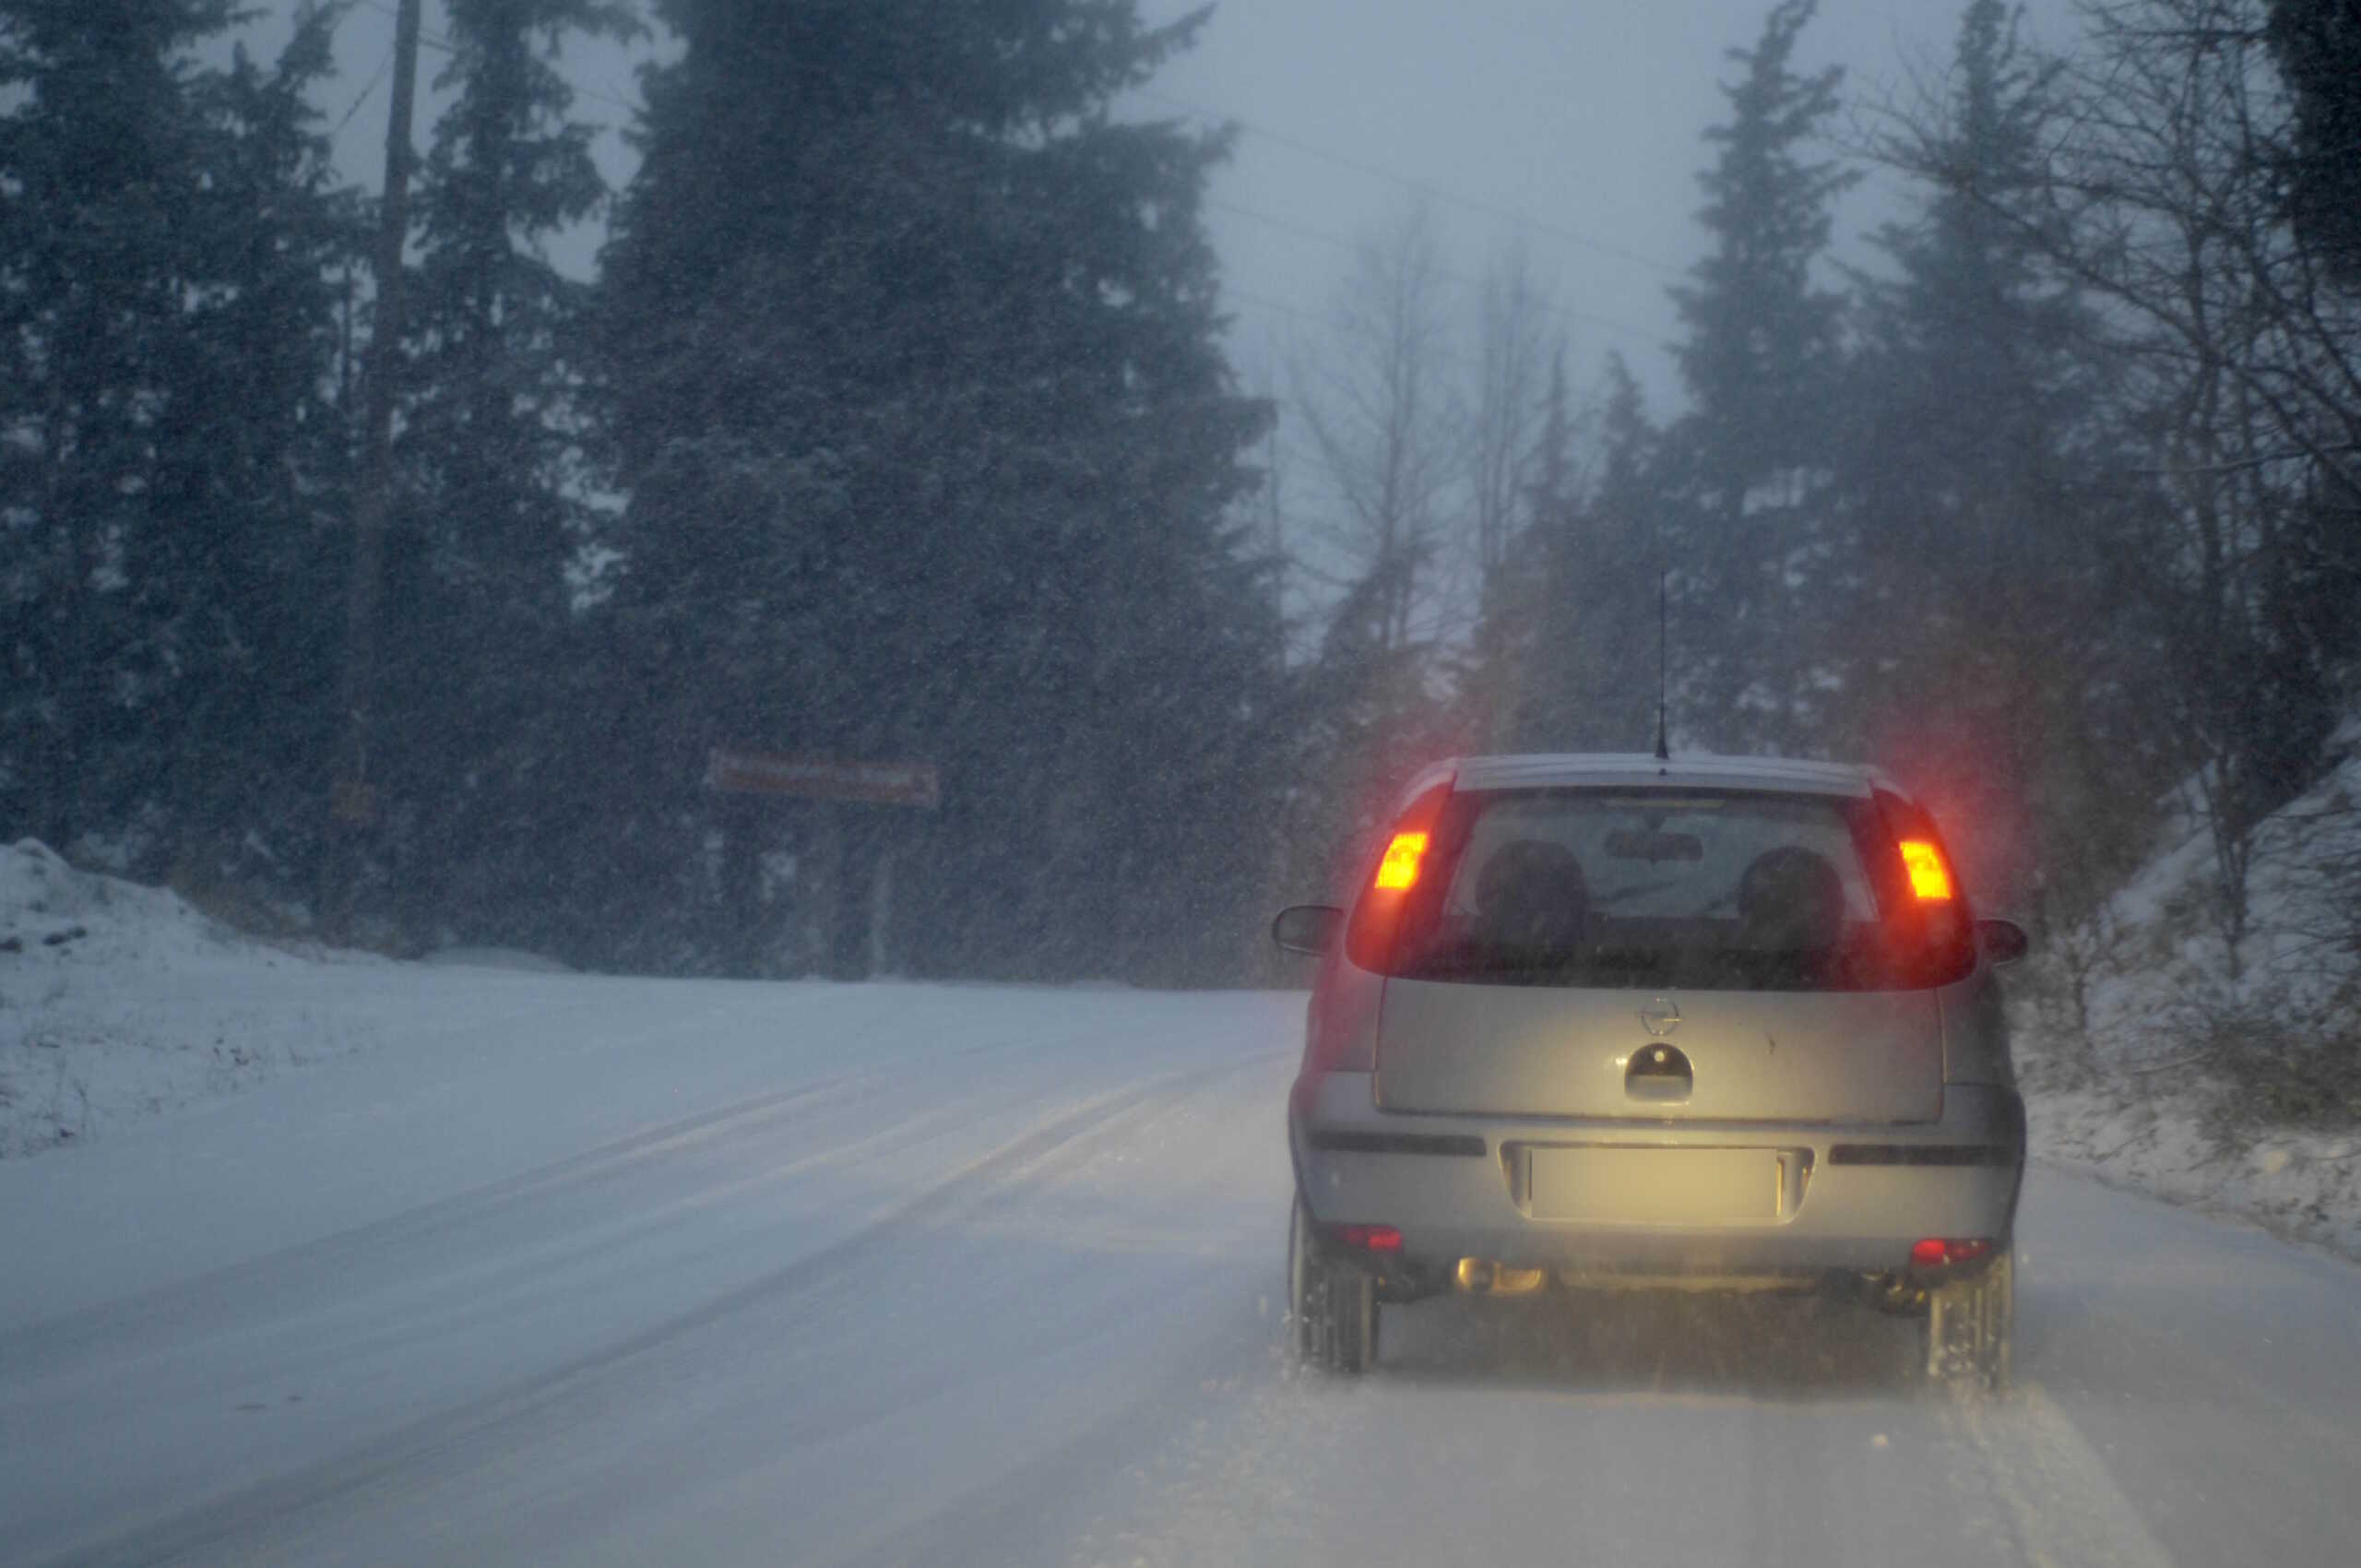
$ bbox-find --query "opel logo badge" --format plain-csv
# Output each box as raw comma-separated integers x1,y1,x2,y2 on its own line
1639,997,1681,1038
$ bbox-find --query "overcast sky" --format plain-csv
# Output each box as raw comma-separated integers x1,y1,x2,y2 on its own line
244,0,2080,416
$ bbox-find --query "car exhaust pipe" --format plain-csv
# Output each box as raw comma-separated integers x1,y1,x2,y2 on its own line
1455,1257,1548,1297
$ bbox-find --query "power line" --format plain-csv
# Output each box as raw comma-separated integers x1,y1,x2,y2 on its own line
1207,196,1362,261
580,79,642,117
360,0,452,54
1205,196,1673,349
1224,286,1323,329
347,1,1685,292
331,49,396,138
333,16,1666,348
1137,86,1688,281
348,6,1675,285
356,0,641,117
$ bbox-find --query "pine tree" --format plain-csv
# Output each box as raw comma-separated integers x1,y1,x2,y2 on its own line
2255,0,2361,804
0,2,353,881
1502,353,1663,754
591,0,1274,980
1854,0,2089,589
1664,0,1856,751
157,12,361,881
2,0,240,849
1468,343,1571,754
1845,0,2139,910
372,0,640,947
1455,247,1553,751
2268,0,2361,286
1584,355,1671,753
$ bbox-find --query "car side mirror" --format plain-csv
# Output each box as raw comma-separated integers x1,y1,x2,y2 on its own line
1271,904,1344,957
1976,918,2030,967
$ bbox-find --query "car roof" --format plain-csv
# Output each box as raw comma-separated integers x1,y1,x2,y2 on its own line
1448,752,1903,800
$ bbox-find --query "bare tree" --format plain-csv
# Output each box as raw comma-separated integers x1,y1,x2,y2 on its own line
2051,0,2357,977
1454,242,1560,747
1292,204,1464,659
1880,0,2361,981
1467,241,1553,595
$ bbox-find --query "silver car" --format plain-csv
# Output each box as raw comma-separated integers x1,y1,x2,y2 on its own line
1274,754,2028,1385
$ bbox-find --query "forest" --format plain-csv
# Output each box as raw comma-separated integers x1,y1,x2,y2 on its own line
4,0,2355,1098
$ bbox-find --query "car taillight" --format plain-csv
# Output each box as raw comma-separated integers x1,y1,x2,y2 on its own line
1899,838,1955,901
1334,1224,1403,1253
1870,790,1977,985
1911,1238,1991,1268
1345,774,1456,972
1373,831,1430,890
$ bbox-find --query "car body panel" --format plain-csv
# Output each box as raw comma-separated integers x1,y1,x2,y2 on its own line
1935,966,2015,1087
1299,928,1384,1076
1451,753,1894,798
1373,979,1944,1123
1284,751,2024,1289
1291,1071,2023,1277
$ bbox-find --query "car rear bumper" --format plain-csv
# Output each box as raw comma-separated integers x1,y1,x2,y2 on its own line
1287,1072,2024,1279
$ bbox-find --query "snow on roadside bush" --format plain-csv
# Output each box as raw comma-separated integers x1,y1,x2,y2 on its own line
0,841,386,1158
2027,1081,2361,1261
2016,716,2361,1257
2027,721,2361,1088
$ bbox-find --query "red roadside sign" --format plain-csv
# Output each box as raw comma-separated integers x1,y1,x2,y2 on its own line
706,750,942,809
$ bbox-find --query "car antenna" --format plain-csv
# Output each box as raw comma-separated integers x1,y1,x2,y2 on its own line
1654,568,1671,764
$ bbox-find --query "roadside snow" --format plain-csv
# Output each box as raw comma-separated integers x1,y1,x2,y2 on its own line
10,785,2355,1282
0,840,389,1158
6,964,2360,1567
2026,1082,2361,1260
2014,717,2361,1261
419,945,575,974
2051,715,2361,1064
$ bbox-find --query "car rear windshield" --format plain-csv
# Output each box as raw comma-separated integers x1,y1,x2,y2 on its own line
1385,788,1969,991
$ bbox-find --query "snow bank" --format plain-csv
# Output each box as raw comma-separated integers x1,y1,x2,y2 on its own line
0,841,387,1158
2028,1086,2361,1260
0,837,212,955
419,945,574,974
2017,719,2361,1259
2033,728,2355,1065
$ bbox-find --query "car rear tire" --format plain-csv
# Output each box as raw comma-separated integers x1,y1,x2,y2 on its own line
1921,1251,2012,1391
1288,1192,1378,1374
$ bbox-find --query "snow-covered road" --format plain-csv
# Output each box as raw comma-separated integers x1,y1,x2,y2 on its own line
5,974,2358,1567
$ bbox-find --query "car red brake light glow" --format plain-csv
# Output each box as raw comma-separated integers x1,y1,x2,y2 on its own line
1373,831,1430,891
1911,1237,1991,1267
1335,1224,1404,1253
1899,839,1954,901
1345,774,1456,971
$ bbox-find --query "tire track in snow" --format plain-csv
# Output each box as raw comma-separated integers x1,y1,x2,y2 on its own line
2042,1294,2361,1475
35,1052,1278,1568
654,1050,1298,1568
841,1291,1290,1568
2,1075,873,1367
1944,1387,2180,1568
4,1009,1113,1368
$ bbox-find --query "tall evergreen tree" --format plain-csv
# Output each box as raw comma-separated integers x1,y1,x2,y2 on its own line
373,0,639,947
1470,343,1572,754
1455,248,1552,751
0,2,353,879
591,0,1273,980
3,0,237,849
1846,0,2142,911
2268,0,2361,286
1664,0,1856,750
1501,352,1664,754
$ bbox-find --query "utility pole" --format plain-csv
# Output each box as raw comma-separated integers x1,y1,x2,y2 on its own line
323,0,423,942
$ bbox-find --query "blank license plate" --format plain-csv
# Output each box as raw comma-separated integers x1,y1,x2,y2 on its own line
1525,1146,1786,1224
